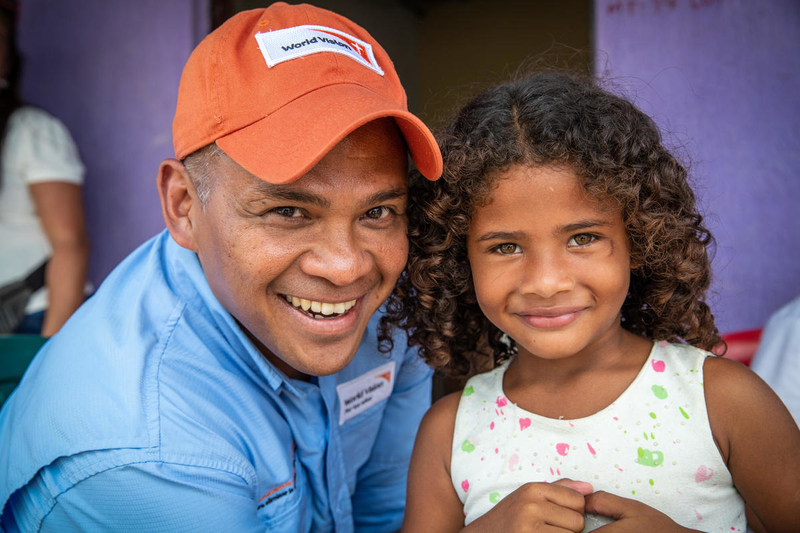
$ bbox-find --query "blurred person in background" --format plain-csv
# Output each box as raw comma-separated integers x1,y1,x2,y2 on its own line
0,0,89,337
750,294,800,427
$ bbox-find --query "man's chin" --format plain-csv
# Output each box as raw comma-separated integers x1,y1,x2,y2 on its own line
255,335,363,380
239,312,372,379
293,341,363,376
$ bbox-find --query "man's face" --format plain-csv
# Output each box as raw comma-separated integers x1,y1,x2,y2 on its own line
189,119,409,379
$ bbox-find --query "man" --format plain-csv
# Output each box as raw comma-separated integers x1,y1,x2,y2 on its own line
0,3,442,531
751,294,800,427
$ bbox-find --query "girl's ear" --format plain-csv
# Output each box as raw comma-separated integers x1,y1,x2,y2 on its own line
157,158,199,252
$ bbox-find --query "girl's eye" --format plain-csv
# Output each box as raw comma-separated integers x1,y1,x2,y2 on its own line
495,243,520,255
568,233,596,247
364,206,392,220
272,206,303,218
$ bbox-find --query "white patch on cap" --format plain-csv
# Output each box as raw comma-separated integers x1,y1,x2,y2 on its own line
255,25,384,76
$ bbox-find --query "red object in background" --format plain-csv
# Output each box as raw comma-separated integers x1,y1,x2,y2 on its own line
716,328,763,366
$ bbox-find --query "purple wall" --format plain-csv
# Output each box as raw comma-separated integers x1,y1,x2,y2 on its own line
18,0,208,284
595,0,800,333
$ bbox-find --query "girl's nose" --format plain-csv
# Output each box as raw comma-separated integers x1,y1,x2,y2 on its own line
519,251,574,298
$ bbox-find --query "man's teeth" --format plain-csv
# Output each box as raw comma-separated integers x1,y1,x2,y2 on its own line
284,295,356,317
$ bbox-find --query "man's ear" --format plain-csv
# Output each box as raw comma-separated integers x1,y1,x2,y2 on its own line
157,159,199,252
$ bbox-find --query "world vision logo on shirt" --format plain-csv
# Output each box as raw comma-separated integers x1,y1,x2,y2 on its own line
254,25,384,75
336,361,396,425
257,442,296,511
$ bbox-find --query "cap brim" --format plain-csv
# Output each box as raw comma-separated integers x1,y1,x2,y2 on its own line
216,83,442,184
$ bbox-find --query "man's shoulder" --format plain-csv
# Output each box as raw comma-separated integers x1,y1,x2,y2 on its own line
0,232,247,510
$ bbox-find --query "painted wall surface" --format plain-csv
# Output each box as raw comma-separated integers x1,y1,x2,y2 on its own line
18,0,208,284
594,0,800,333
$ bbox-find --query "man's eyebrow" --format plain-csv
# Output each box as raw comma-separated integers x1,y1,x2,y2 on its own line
250,181,331,208
360,187,408,209
248,182,407,209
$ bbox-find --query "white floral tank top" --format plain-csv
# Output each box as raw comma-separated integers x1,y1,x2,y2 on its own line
450,341,746,532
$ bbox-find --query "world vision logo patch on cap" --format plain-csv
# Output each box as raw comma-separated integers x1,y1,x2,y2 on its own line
255,25,384,76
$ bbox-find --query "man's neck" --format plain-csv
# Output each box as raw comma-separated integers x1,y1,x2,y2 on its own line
240,323,311,382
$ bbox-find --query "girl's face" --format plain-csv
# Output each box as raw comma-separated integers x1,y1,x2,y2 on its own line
466,164,632,362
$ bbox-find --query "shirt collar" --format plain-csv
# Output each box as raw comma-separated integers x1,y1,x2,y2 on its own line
163,232,289,392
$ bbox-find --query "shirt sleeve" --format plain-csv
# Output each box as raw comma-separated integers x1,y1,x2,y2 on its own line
4,108,85,186
11,462,265,533
351,348,433,532
750,304,800,426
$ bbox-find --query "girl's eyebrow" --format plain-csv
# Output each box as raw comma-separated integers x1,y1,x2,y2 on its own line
476,220,613,242
558,219,612,234
476,230,526,242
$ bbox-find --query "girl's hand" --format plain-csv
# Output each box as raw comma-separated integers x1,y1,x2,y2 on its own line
584,491,700,533
462,479,593,533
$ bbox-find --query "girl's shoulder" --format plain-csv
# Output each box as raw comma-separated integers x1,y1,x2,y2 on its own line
702,350,772,417
702,354,782,456
426,390,463,426
412,391,462,478
415,367,505,473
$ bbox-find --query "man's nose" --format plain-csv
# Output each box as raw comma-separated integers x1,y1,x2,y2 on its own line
299,227,373,286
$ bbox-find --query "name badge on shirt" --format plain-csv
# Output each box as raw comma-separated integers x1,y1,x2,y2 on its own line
336,361,396,425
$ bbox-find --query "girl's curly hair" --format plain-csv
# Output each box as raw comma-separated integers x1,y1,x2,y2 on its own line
379,72,723,380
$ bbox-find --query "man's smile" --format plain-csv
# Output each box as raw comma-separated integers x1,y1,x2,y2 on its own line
282,294,358,319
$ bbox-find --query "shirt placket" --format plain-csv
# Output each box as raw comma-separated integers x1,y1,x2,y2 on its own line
319,374,354,532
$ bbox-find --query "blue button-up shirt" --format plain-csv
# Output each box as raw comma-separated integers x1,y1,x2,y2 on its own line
0,231,431,532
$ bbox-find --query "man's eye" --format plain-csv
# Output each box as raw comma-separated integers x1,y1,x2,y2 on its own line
364,206,391,220
568,233,596,247
272,207,303,218
495,243,520,255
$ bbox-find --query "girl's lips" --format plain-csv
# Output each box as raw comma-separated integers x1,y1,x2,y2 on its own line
516,307,586,329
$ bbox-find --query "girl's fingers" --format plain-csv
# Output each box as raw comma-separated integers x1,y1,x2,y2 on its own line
584,491,636,520
538,500,589,532
552,478,594,496
528,479,591,512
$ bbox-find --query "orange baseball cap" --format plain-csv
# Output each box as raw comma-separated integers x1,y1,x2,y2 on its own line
173,3,442,183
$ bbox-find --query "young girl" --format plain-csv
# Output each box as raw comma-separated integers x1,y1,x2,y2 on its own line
380,73,800,532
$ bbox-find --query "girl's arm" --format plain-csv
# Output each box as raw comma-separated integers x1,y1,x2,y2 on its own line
402,392,592,533
402,392,466,533
704,356,800,532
